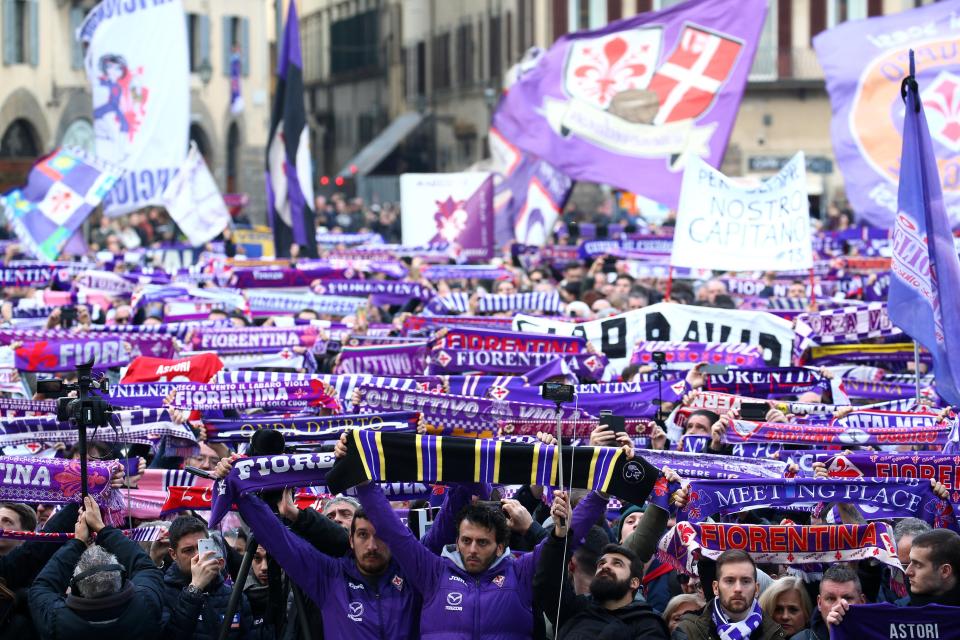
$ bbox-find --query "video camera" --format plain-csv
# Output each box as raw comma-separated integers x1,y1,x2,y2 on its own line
36,361,113,428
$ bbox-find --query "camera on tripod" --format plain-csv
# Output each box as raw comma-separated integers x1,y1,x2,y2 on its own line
37,361,113,428
541,382,575,404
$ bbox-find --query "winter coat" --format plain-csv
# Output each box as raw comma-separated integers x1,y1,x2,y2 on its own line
671,599,786,640
161,555,252,640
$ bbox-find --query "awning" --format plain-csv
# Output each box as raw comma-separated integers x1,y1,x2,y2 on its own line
337,111,426,177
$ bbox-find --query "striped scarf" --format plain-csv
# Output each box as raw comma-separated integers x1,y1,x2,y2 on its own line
476,292,563,314
325,430,659,507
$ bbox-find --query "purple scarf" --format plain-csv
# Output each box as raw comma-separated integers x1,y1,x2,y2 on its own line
334,343,429,377
723,418,950,447
703,367,829,396
440,326,586,353
631,341,766,368
427,348,606,380
171,380,340,411
189,325,322,354
0,265,57,287
822,451,960,492
680,478,955,528
312,280,435,305
203,411,420,443
0,456,120,515
0,397,57,416
421,265,511,281
639,449,786,479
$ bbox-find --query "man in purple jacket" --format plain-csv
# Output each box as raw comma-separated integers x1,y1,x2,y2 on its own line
351,480,610,639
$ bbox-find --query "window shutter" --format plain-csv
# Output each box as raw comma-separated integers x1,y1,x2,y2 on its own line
200,14,210,69
241,18,249,76
810,0,826,44
28,0,38,67
3,0,16,66
867,0,882,17
608,0,622,22
70,6,84,70
222,16,232,76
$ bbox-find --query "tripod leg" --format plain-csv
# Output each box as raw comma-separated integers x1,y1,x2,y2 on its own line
219,534,257,640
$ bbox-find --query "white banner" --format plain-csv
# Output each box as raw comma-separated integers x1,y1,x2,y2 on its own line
162,143,231,246
512,303,794,372
81,0,189,217
671,152,813,271
400,172,493,258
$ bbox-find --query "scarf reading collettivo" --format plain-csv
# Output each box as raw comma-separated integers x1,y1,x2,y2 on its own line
658,521,900,575
324,430,659,507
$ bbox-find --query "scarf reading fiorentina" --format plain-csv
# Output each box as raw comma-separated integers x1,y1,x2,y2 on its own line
831,604,960,640
679,478,954,528
356,385,588,437
428,348,607,380
324,430,660,507
439,326,586,354
188,325,321,354
203,411,420,443
658,522,900,575
4,331,174,372
170,380,340,412
334,343,429,377
823,451,960,492
0,264,56,287
0,456,120,515
702,368,830,396
630,342,766,369
101,381,183,408
311,280,435,305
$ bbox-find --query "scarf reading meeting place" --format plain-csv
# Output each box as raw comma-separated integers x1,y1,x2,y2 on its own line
0,409,198,456
0,456,121,519
712,597,763,640
203,411,420,443
679,478,955,529
658,522,900,575
324,431,659,507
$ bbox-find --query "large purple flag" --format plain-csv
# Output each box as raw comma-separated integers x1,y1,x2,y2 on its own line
492,0,766,209
489,127,573,246
266,1,316,258
1,148,122,261
888,52,960,407
814,3,960,228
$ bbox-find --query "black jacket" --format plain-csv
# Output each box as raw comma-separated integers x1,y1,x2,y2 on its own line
161,558,252,640
671,601,785,640
0,503,79,639
534,531,669,640
27,526,165,640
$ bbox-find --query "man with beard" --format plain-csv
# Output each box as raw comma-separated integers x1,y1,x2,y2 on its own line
672,550,785,640
533,492,669,639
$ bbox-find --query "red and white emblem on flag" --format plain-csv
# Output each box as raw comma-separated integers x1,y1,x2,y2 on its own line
647,26,743,125
489,385,509,401
435,350,452,367
39,182,82,225
565,29,663,109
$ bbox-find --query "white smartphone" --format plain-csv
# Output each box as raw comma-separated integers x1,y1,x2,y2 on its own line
197,538,223,561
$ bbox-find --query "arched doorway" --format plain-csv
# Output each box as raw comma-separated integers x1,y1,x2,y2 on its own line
226,122,240,193
0,119,41,192
189,123,212,165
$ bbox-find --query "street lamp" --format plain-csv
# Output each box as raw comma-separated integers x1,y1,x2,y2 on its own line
198,58,213,86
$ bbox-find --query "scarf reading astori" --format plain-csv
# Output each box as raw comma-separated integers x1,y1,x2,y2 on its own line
203,411,420,443
830,604,960,640
324,431,660,508
680,478,955,528
658,522,900,575
356,385,588,437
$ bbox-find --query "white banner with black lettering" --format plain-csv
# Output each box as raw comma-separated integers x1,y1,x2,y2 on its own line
81,0,189,217
671,152,813,271
512,302,794,372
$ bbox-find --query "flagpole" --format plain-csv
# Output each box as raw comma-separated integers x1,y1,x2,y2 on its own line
913,341,922,403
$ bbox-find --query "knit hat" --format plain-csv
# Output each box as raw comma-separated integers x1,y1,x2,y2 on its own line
614,503,646,543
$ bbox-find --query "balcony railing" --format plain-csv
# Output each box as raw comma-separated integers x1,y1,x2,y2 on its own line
749,46,828,83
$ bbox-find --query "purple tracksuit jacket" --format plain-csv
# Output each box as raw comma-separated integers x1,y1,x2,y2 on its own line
354,483,609,640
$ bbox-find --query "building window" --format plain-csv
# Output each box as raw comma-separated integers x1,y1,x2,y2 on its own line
222,16,250,78
567,0,606,32
827,0,867,27
489,15,502,81
3,0,37,66
432,32,451,91
456,23,475,87
749,2,777,81
187,13,210,73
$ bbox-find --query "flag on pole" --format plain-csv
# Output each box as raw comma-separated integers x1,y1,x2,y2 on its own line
162,142,232,247
266,1,317,258
887,51,960,406
229,48,244,115
0,147,123,261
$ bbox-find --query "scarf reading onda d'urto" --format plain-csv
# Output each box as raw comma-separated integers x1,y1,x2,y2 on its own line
325,431,659,507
